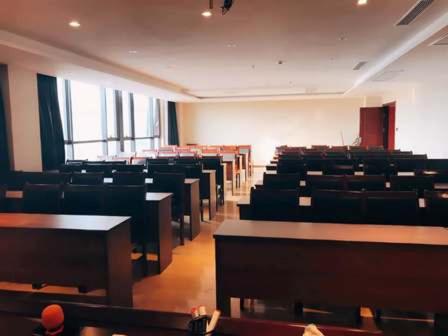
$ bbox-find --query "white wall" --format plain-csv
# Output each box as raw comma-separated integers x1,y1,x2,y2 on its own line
382,82,448,159
179,98,363,165
3,64,42,171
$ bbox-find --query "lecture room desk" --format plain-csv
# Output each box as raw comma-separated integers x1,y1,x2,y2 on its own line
5,191,173,274
0,300,382,336
214,219,448,331
0,213,133,307
202,169,217,219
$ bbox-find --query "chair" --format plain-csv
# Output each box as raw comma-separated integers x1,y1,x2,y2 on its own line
23,172,72,185
113,164,145,173
306,176,345,194
393,158,426,173
202,157,225,206
277,161,306,175
323,164,355,175
345,175,386,191
63,185,105,215
250,188,299,221
424,191,448,227
363,159,394,176
312,190,363,223
23,183,62,214
84,164,113,177
364,191,419,225
147,164,180,177
0,185,6,212
103,185,148,272
112,172,146,185
71,172,104,185
263,173,300,190
390,175,434,197
304,159,326,172
152,172,186,245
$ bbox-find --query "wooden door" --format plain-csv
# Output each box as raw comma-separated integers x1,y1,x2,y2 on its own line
359,108,384,147
385,102,396,150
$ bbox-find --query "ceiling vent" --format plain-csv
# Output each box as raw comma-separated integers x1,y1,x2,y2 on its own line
430,33,448,46
353,61,368,71
396,0,434,26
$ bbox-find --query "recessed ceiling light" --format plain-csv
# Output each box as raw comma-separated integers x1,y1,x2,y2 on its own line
202,10,212,17
128,50,138,54
69,20,81,28
357,0,368,5
227,44,237,48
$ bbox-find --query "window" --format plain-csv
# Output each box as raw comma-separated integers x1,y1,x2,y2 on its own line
57,78,164,160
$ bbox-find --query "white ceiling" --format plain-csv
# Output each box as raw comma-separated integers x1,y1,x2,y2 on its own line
1,0,448,101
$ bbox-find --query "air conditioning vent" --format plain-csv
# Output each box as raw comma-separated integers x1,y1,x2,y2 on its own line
431,33,448,46
396,0,434,26
353,61,368,71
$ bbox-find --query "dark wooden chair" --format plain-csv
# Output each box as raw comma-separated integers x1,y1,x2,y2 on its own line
114,164,145,173
152,172,186,245
323,164,355,175
112,172,146,185
306,175,345,195
364,191,419,225
263,173,300,190
393,158,426,173
345,175,386,191
304,159,326,172
277,160,306,175
71,172,104,185
147,164,182,177
63,184,105,215
250,188,299,221
103,185,148,272
390,175,434,197
424,191,448,227
23,172,72,185
202,157,225,206
363,159,394,176
312,189,363,223
84,164,113,177
23,183,62,214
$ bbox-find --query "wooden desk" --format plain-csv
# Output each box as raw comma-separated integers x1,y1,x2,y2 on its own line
0,213,132,307
5,191,173,274
0,299,382,336
202,169,217,219
214,220,448,322
223,158,237,195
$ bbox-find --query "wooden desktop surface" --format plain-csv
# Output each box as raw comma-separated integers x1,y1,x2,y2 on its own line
214,219,448,320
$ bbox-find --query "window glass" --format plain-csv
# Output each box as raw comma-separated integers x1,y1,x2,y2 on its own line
135,139,151,152
122,92,132,138
152,98,161,137
124,140,133,153
134,94,150,137
70,81,102,141
106,88,116,138
108,141,119,156
73,142,103,161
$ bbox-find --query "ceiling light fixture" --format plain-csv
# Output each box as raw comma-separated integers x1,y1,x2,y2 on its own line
202,0,213,17
128,50,138,54
69,20,81,28
358,0,368,5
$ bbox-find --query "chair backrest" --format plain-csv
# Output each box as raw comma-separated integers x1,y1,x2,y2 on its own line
71,172,104,185
304,159,326,171
103,185,148,243
112,172,146,186
363,159,393,176
250,188,299,221
263,173,300,190
63,184,105,215
390,175,434,197
147,164,178,177
84,164,113,176
23,183,62,214
277,161,305,174
393,158,426,172
307,175,345,192
364,191,419,225
178,164,202,179
24,172,72,185
323,164,355,175
0,185,6,212
424,191,448,227
113,164,145,173
345,175,386,191
311,189,363,223
152,172,186,217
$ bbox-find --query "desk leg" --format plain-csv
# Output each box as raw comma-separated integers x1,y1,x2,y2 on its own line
209,175,217,220
188,182,201,240
106,222,133,307
155,197,173,273
215,241,231,316
435,314,448,336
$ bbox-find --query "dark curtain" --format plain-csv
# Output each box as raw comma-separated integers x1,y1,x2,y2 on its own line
37,74,65,171
167,101,179,146
0,82,10,173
